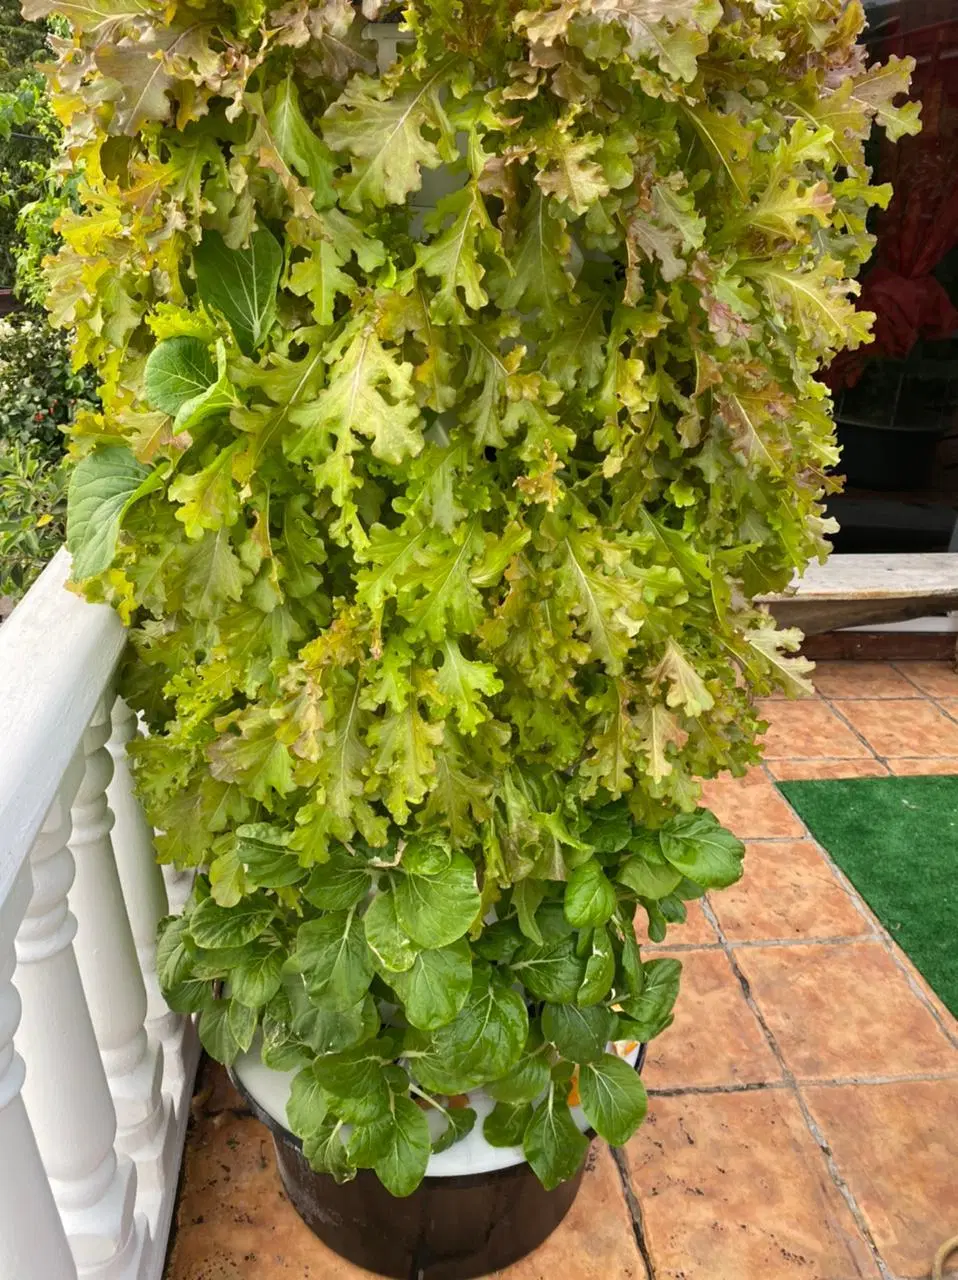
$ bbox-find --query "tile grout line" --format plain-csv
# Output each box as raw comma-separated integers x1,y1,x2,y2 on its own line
894,666,958,730
652,933,883,954
890,659,958,713
609,1145,657,1280
647,1080,789,1096
813,865,958,1050
859,931,958,1051
888,661,931,697
823,673,958,770
698,894,896,1280
759,760,958,1051
759,760,891,937
816,692,889,765
647,1067,958,1097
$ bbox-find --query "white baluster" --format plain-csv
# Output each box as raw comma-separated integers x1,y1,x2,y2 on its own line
15,770,147,1278
106,699,200,1125
161,867,193,916
106,700,183,1086
0,865,77,1280
71,702,173,1231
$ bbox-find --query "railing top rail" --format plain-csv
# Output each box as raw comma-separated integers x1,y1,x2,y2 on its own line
0,548,126,910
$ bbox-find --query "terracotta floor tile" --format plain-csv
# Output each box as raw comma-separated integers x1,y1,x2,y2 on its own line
757,701,873,760
166,1072,647,1280
625,1091,879,1280
641,949,781,1090
636,898,717,948
498,1143,648,1279
892,947,958,1038
699,768,805,838
834,698,958,758
711,842,871,942
803,1080,958,1279
767,759,890,781
886,756,958,776
894,660,958,698
165,1111,363,1280
812,662,918,700
735,941,958,1081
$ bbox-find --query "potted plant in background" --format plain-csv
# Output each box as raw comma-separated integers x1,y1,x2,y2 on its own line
35,0,915,1274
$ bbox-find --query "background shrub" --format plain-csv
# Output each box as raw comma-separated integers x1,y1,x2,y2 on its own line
0,437,65,596
0,2,87,598
0,0,49,87
0,60,58,289
0,312,96,458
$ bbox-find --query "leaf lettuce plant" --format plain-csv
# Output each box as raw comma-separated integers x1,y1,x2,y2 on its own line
37,0,917,1196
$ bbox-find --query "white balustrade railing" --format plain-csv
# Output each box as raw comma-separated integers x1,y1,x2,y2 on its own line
0,550,199,1280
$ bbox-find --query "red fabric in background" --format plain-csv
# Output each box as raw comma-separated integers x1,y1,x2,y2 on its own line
829,6,958,389
862,267,958,360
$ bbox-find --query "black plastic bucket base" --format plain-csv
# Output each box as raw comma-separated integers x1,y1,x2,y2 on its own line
272,1129,585,1279
230,1043,646,1280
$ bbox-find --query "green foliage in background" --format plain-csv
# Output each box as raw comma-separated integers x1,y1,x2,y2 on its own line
0,3,82,598
0,0,48,87
0,312,96,456
0,437,65,594
0,0,77,302
39,0,916,1194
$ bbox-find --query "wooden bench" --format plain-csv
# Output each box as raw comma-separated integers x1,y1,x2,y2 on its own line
761,553,958,635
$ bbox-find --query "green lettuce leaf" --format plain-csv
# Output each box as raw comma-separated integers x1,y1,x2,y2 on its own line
194,228,283,355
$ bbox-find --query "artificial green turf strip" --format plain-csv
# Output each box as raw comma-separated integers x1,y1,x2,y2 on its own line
777,775,958,1018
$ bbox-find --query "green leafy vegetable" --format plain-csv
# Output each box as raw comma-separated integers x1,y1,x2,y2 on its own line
432,1106,477,1154
193,228,283,355
542,1003,615,1064
484,1101,533,1148
198,997,257,1064
349,1093,431,1197
486,1039,552,1105
145,336,217,416
291,911,374,1011
363,890,419,973
190,894,275,950
619,958,682,1039
578,1054,648,1146
524,1086,590,1191
286,984,379,1056
406,969,528,1094
392,851,481,949
50,0,916,1200
286,1066,330,1138
230,937,285,1008
304,849,373,911
66,447,160,580
659,811,746,888
512,935,586,1005
564,860,617,928
388,937,473,1031
577,925,616,1006
311,1040,396,1123
303,1119,355,1184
